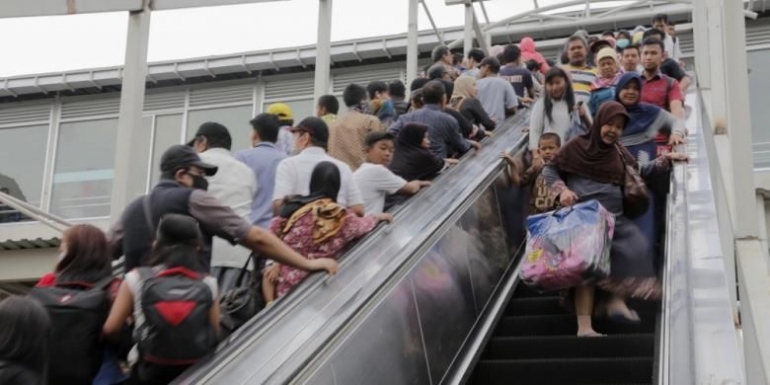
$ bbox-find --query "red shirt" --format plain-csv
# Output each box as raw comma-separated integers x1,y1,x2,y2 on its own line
641,72,683,151
640,72,683,111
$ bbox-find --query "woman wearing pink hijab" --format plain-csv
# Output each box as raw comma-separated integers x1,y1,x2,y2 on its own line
520,37,551,73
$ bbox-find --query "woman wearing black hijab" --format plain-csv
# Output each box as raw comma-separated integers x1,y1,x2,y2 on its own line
543,101,686,337
264,162,392,302
389,123,453,181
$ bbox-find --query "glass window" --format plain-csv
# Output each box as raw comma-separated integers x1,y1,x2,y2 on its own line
748,49,770,168
263,99,314,126
150,114,184,186
0,124,49,223
51,118,118,219
186,105,254,152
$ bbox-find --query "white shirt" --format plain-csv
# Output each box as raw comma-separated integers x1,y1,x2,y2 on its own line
200,148,257,269
274,125,295,156
273,147,364,207
353,163,406,215
663,34,678,61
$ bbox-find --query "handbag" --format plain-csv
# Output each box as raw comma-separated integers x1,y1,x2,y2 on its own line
615,144,650,219
219,254,262,340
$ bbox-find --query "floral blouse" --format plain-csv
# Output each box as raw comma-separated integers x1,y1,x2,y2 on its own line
269,209,379,297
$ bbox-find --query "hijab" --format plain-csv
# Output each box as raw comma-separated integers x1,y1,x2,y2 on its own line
615,72,661,136
388,123,445,181
520,37,551,73
552,101,637,185
449,76,475,110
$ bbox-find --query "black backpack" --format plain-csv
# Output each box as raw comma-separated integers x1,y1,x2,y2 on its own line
136,267,216,366
28,277,114,384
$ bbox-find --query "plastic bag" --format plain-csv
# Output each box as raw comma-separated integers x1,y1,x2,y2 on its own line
520,200,615,292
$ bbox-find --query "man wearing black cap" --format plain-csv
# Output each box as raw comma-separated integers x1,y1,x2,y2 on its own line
108,144,338,277
189,122,258,292
273,117,364,216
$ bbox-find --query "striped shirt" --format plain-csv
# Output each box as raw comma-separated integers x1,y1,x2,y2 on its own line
563,64,597,104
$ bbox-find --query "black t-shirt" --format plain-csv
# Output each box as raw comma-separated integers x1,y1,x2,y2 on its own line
499,65,534,98
660,58,686,81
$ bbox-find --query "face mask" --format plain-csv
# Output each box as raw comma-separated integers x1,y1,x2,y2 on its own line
190,174,209,191
616,39,630,49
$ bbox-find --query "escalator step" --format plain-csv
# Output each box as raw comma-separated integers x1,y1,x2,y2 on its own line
470,357,654,385
505,297,564,315
483,334,655,360
505,297,661,317
495,315,656,336
512,284,545,298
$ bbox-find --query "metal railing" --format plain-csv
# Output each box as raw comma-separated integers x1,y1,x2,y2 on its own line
0,190,72,233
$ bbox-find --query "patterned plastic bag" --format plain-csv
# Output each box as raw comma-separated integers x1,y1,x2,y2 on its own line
520,200,615,292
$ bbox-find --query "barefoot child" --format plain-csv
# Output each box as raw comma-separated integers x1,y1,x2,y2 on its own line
502,132,562,215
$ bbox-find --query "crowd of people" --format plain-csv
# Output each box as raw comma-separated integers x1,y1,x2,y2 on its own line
0,12,689,384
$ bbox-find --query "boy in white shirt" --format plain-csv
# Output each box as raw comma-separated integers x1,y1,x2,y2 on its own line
353,132,431,215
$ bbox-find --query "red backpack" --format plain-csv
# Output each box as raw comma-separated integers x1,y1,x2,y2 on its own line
136,267,216,365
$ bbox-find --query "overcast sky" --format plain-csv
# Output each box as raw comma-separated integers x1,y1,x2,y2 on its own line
0,0,608,78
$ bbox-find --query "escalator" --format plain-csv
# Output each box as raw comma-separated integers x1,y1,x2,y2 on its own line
179,86,742,385
467,282,658,385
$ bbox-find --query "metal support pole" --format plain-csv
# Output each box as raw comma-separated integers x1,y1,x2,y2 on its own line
693,0,711,90
472,9,490,54
406,0,419,87
479,0,490,24
109,3,151,222
722,0,758,238
464,3,473,55
313,0,333,102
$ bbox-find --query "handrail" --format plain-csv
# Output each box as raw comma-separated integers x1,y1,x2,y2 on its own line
657,82,745,384
0,191,72,233
177,111,531,384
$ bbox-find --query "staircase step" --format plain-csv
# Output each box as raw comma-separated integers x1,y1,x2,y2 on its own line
483,334,655,360
512,284,545,298
495,314,656,336
505,296,565,315
470,357,654,385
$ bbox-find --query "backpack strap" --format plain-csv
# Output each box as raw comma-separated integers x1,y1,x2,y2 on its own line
664,75,675,110
92,276,115,290
136,267,156,283
142,195,156,241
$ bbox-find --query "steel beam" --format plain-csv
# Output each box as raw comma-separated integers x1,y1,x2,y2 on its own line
472,9,489,54
421,0,444,44
109,5,152,222
464,3,474,55
406,0,419,87
722,0,759,239
0,0,288,18
313,0,332,102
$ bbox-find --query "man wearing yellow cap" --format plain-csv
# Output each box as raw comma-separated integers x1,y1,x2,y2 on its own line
266,103,296,155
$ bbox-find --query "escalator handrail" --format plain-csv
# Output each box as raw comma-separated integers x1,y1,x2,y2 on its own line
657,83,745,384
178,111,531,384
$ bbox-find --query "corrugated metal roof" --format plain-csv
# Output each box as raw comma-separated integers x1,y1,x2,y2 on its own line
0,237,60,251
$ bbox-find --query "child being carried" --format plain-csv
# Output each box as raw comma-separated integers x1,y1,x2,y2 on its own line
502,132,562,215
